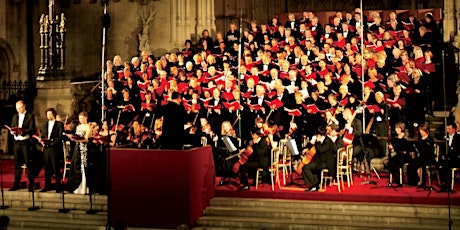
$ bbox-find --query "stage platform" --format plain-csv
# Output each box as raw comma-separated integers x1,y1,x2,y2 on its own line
214,172,460,206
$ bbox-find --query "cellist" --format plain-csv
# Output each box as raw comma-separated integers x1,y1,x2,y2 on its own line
301,126,336,192
235,128,271,191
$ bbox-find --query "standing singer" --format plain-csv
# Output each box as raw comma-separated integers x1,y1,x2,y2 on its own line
39,108,64,192
9,100,36,192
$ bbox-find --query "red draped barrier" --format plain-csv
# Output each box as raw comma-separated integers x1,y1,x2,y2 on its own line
109,146,215,228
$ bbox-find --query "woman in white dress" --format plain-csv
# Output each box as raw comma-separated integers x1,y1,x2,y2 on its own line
66,112,92,194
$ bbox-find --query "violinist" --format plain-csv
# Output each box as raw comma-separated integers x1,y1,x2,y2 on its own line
128,120,142,146
196,117,217,146
216,121,239,185
237,128,271,191
150,118,163,148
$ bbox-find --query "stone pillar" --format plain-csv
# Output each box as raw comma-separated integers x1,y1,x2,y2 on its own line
185,0,194,42
456,0,460,47
34,80,73,125
443,0,456,42
0,0,6,38
196,0,216,39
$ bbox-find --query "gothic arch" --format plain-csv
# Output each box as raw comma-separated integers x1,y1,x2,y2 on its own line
0,38,16,81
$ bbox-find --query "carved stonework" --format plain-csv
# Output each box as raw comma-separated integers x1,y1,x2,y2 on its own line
138,5,157,54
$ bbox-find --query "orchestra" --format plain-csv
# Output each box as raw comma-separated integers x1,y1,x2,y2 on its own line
8,10,459,193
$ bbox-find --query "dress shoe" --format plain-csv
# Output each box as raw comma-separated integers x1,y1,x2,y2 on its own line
8,187,19,191
238,185,250,191
308,186,318,192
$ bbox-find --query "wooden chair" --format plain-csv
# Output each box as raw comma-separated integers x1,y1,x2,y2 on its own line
277,139,291,185
320,147,346,192
345,144,354,186
427,144,440,188
452,168,460,190
255,147,277,191
62,141,72,181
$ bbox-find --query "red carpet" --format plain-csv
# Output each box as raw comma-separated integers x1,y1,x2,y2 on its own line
1,159,458,207
215,172,460,206
0,159,51,189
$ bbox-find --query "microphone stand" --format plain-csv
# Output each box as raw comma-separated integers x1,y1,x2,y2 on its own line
105,136,112,229
441,50,453,230
0,159,8,209
59,140,70,213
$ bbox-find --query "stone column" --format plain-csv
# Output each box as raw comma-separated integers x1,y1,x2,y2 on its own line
185,0,194,42
443,0,456,42
456,0,460,47
196,0,216,39
210,0,216,35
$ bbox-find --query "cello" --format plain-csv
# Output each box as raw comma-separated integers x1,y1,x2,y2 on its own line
231,145,254,174
295,146,316,175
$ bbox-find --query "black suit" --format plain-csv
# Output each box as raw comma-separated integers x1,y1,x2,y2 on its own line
11,112,36,189
302,136,336,187
439,133,460,189
41,120,64,189
159,101,187,150
239,137,270,186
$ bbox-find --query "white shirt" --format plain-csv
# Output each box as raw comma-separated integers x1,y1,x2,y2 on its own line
257,96,264,105
48,120,55,139
18,113,25,128
15,113,28,141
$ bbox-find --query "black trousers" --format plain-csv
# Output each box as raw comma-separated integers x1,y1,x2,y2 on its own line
13,140,34,187
239,161,268,186
43,147,61,188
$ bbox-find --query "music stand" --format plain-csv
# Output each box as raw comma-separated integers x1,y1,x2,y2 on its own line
284,139,303,187
220,136,240,187
0,159,8,209
222,136,237,153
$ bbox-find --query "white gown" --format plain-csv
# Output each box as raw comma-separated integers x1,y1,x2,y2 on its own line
73,128,89,195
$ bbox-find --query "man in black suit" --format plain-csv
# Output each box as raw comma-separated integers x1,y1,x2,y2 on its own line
302,126,336,192
159,91,187,150
237,128,270,191
9,100,36,191
40,108,64,192
438,122,460,192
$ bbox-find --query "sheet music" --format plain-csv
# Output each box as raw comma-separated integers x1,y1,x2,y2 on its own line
222,136,237,152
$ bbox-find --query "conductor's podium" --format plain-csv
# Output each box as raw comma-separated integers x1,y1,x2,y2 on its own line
109,146,215,228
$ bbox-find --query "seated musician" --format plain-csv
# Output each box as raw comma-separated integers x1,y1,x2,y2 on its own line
342,108,373,174
387,122,410,186
236,128,271,191
216,121,239,185
302,126,336,192
438,122,460,192
413,123,435,188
